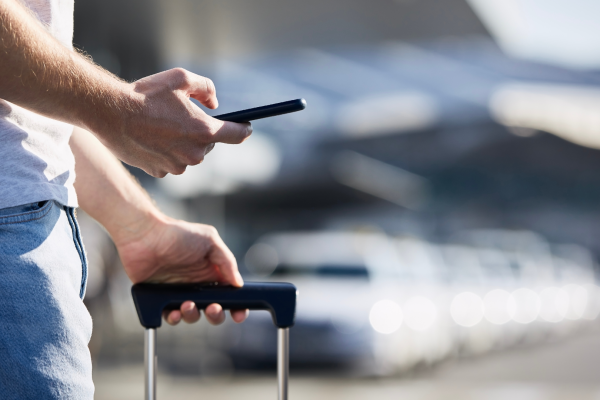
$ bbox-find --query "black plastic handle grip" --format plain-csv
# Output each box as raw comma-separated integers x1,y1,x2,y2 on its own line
131,282,297,329
213,99,306,123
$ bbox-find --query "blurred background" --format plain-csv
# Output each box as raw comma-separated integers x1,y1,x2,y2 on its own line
72,0,600,398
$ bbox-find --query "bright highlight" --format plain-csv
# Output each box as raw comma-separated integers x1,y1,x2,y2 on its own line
483,289,512,325
451,292,484,327
563,284,587,320
510,288,540,324
369,300,403,334
539,287,569,323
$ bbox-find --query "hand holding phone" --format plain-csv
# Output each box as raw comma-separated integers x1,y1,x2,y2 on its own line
214,99,307,123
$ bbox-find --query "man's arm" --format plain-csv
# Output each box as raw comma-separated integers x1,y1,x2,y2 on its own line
0,0,251,177
70,126,248,325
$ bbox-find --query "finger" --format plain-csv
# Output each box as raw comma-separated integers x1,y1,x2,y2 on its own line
231,309,249,323
185,146,212,167
207,229,244,287
185,73,218,109
204,142,215,157
205,303,225,325
145,167,167,179
182,149,205,167
181,301,201,324
164,310,182,326
169,162,187,176
211,121,252,145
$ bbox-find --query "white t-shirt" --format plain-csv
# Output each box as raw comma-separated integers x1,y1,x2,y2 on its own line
0,0,77,209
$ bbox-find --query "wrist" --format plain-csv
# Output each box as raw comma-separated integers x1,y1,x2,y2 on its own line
109,207,166,247
76,75,141,142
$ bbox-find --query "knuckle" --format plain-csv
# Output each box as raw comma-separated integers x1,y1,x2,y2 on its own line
170,67,187,77
206,225,219,238
170,67,191,88
195,119,215,137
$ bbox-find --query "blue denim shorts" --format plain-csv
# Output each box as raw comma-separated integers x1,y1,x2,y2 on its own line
0,200,94,399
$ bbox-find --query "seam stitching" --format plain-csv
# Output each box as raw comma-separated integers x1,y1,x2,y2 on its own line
0,202,54,226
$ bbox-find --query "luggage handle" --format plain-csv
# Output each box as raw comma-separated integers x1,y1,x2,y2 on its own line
131,282,297,329
131,282,297,400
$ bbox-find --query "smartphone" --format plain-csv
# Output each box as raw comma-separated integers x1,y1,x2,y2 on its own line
213,98,307,123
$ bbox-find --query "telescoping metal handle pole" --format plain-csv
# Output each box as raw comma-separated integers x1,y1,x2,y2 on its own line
145,328,157,400
277,327,289,400
132,282,297,400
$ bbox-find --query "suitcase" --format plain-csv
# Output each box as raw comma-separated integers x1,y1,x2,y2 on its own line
131,282,297,400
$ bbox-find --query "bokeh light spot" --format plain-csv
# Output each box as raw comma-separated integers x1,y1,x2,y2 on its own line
483,289,512,325
510,288,540,324
539,287,569,323
369,300,403,334
451,292,484,327
563,284,588,320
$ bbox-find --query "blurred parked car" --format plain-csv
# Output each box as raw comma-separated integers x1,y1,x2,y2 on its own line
231,231,401,373
224,229,600,375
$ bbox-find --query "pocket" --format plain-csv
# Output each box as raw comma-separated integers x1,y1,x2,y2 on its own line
64,206,88,299
0,200,52,225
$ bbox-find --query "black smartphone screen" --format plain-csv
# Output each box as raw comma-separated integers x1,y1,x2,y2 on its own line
213,99,306,123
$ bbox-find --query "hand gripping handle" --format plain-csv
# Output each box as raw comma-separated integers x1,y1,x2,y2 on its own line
131,281,297,328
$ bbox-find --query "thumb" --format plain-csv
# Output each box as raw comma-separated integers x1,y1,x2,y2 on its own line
211,120,253,144
209,237,244,288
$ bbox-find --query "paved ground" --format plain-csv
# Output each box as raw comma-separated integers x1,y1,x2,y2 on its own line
94,328,600,400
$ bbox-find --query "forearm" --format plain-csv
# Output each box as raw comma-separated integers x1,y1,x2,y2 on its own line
70,127,162,245
1,0,251,178
0,0,134,134
71,126,246,323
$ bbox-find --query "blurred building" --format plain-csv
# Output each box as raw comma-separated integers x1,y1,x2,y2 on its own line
74,0,488,79
73,0,600,261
